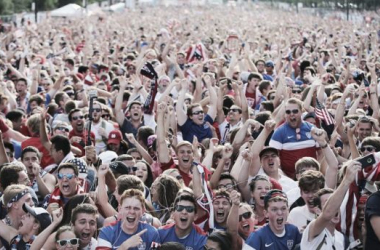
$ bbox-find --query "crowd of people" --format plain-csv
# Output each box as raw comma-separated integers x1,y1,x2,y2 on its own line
0,2,379,249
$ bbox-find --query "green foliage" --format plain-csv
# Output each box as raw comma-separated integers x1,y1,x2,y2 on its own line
0,0,14,15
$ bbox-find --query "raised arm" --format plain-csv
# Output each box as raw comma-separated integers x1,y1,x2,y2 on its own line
307,161,360,241
209,144,233,189
40,110,52,151
157,102,171,164
176,79,189,126
114,76,127,126
96,164,117,218
125,133,153,165
204,74,217,120
227,190,241,249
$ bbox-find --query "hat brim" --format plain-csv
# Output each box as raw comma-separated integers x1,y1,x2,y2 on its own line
108,139,121,145
259,147,279,158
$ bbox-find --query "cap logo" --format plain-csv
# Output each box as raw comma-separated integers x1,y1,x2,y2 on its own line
111,134,116,138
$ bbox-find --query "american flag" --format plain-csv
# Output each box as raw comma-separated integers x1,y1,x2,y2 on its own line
315,99,336,125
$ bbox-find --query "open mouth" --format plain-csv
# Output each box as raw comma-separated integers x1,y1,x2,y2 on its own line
62,184,70,192
260,195,265,200
81,233,90,241
276,218,284,225
216,210,225,219
126,216,136,223
242,223,250,231
136,174,143,179
133,112,139,117
182,158,190,164
180,217,188,223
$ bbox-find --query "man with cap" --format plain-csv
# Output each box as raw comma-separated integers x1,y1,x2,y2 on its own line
0,203,51,249
244,190,301,250
107,129,127,155
248,120,297,192
265,60,276,79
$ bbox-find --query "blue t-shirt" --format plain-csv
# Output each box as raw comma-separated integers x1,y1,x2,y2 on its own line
98,220,160,250
244,224,301,250
180,114,214,143
158,224,207,250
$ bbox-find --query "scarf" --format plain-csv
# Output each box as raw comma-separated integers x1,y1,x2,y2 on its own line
48,186,84,207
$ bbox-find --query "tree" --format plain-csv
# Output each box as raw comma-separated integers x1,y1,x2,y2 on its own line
0,0,14,15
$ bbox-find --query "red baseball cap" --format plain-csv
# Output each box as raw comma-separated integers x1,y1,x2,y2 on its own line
108,130,122,145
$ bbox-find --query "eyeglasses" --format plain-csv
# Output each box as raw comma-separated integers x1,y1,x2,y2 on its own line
57,173,76,180
93,108,101,113
55,127,69,132
296,128,301,140
360,146,376,153
126,87,134,91
192,110,204,115
228,108,242,113
239,211,252,221
285,109,299,115
102,114,110,119
175,205,195,213
72,115,84,121
56,238,79,247
217,183,234,190
292,89,302,94
128,166,138,172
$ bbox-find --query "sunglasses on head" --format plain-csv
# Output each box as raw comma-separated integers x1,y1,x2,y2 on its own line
285,109,299,115
360,146,375,153
56,238,79,247
239,211,252,221
192,110,204,115
57,173,76,180
56,127,69,132
175,205,195,213
72,115,84,121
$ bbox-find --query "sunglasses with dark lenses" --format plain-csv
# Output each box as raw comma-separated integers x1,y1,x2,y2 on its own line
72,115,84,121
360,146,376,153
93,108,102,112
56,127,69,132
285,109,299,115
176,175,183,180
292,89,302,94
57,173,76,180
192,110,204,115
239,211,252,221
175,205,195,213
57,238,79,247
229,108,242,113
102,114,110,119
129,166,138,172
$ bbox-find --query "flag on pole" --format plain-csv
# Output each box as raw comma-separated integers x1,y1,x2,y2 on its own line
315,99,335,125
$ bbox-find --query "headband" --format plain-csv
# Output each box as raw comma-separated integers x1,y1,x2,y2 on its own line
7,189,29,208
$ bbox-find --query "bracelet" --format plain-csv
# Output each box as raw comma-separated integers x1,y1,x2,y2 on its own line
320,143,328,149
137,86,143,91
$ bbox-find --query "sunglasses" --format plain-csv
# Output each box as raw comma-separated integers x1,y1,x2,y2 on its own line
57,173,76,180
228,108,242,113
192,110,204,115
175,205,195,213
175,175,183,180
128,166,138,172
239,211,252,221
72,115,84,121
93,108,101,113
56,238,79,247
55,127,69,132
126,87,134,91
360,146,376,153
102,114,110,119
285,109,299,115
292,89,302,94
218,183,234,190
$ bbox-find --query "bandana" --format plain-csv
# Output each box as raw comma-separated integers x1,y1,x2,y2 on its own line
212,194,231,204
7,189,29,208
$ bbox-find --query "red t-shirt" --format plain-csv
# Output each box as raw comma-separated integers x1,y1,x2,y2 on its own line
0,118,9,133
21,137,55,168
68,130,95,157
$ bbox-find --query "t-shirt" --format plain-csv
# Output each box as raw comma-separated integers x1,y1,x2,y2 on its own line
158,223,207,250
269,122,317,179
365,191,380,250
300,223,345,250
287,205,316,231
179,114,214,143
88,119,114,154
68,129,95,157
243,224,301,250
97,220,160,250
0,118,9,133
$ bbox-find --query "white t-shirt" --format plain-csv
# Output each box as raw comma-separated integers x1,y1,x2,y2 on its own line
300,223,345,250
287,186,301,207
288,205,316,231
90,119,114,154
256,167,298,193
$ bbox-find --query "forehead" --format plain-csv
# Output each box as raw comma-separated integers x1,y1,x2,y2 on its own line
357,122,372,128
72,111,83,116
261,151,277,158
178,145,192,151
23,151,38,158
219,178,233,184
121,196,142,207
75,212,96,221
131,104,142,109
239,206,251,214
135,162,146,168
267,200,288,209
213,197,230,204
285,103,299,110
177,200,193,207
191,105,202,111
58,167,75,174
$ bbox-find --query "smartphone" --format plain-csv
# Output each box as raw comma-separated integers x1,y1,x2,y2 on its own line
357,154,376,168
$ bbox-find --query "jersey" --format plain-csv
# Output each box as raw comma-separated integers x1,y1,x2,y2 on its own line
269,122,317,179
300,223,345,250
179,114,214,143
158,223,207,250
96,220,160,250
243,224,301,250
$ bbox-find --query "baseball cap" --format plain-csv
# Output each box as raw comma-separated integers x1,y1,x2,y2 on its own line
265,60,274,67
108,130,122,145
259,147,279,159
99,150,118,164
263,189,288,207
109,161,131,176
23,204,52,232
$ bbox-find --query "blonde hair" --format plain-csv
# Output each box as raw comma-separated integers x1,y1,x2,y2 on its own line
27,114,41,135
